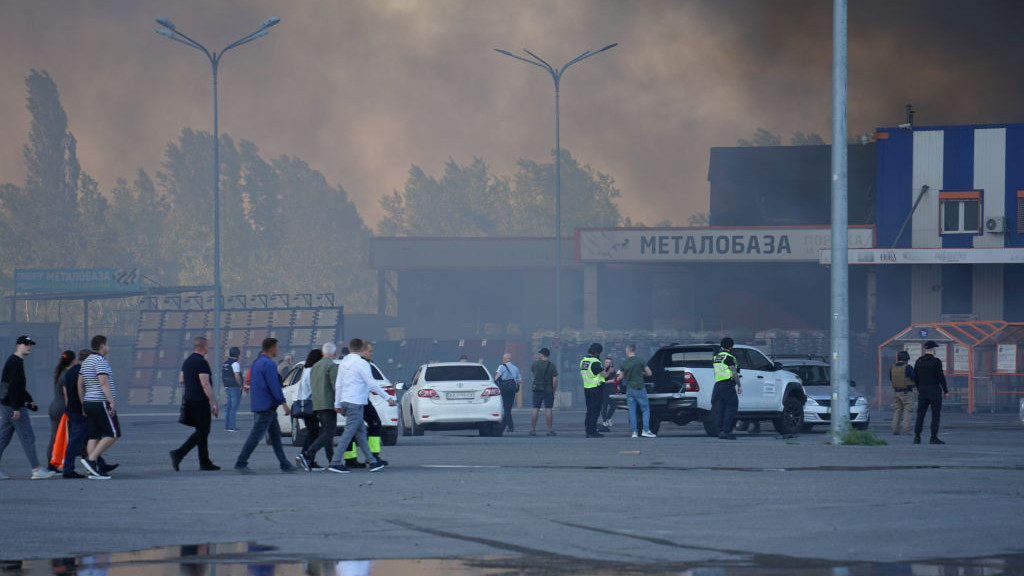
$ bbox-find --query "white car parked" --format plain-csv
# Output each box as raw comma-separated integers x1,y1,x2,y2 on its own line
277,360,400,447
399,362,504,437
772,356,870,432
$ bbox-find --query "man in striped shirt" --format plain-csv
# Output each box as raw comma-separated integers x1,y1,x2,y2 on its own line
77,335,120,479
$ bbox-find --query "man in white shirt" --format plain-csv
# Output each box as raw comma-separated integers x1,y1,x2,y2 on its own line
328,339,395,474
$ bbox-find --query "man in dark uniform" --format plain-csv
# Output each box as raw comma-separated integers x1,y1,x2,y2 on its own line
913,340,948,445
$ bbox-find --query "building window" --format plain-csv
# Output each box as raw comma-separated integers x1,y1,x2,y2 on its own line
939,191,982,234
1017,191,1024,232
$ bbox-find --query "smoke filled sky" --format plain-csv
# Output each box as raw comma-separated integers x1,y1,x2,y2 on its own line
3,0,1024,230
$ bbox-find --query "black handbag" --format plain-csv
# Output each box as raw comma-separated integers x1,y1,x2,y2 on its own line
291,398,313,418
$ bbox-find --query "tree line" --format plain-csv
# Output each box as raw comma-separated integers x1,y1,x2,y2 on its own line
0,70,637,322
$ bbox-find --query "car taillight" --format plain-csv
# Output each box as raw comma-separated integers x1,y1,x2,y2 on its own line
382,385,396,396
418,388,440,399
683,371,699,392
482,387,501,397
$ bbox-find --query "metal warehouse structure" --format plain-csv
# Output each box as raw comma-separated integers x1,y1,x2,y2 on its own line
877,321,1024,413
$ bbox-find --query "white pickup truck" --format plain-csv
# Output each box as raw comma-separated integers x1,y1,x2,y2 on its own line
610,343,806,435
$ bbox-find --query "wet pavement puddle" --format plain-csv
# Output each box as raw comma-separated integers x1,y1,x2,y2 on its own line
2,542,1022,575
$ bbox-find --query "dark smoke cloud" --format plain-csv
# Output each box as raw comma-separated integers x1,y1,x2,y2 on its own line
2,0,1023,230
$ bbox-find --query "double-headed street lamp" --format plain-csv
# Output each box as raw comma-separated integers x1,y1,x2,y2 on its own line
495,43,616,371
155,16,280,371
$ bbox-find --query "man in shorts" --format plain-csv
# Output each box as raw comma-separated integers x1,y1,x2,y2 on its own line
79,335,120,479
529,348,558,436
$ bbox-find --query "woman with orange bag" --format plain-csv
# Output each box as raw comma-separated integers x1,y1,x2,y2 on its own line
46,350,75,472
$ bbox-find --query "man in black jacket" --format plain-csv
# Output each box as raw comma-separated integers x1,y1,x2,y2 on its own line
913,340,949,445
0,336,55,479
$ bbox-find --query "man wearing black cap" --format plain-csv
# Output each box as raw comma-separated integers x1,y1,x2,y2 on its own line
712,337,742,440
913,341,949,444
0,336,55,480
529,348,558,436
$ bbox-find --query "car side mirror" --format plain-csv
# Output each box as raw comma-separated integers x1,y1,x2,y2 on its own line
395,382,405,390
773,362,784,371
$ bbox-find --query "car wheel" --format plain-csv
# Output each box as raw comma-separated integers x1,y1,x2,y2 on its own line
382,427,399,446
800,423,814,433
701,410,719,437
772,396,804,435
401,409,412,436
291,418,309,447
648,416,661,435
478,422,503,437
411,416,425,436
852,420,870,431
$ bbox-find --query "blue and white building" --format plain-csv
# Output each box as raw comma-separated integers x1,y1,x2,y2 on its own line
868,123,1024,340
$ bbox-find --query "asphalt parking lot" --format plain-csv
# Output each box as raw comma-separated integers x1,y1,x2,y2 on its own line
2,407,1022,572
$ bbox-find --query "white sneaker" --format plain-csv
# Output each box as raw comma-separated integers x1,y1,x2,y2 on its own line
31,469,55,480
641,430,657,438
631,431,638,438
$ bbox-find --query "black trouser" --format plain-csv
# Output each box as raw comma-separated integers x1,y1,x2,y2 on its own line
915,390,943,438
176,399,213,465
600,381,617,422
584,386,604,434
497,380,517,431
300,413,320,455
712,381,739,434
303,409,337,463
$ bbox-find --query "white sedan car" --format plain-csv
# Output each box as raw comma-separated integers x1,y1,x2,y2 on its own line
400,362,504,437
277,360,400,447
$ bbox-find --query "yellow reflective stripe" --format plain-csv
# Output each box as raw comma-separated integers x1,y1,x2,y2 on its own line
368,436,381,454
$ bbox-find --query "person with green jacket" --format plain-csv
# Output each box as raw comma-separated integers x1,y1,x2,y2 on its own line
296,342,339,471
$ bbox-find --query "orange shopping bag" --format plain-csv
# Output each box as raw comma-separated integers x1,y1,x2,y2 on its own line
49,413,69,469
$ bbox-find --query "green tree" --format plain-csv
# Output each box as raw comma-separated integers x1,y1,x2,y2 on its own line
108,170,174,284
379,158,511,237
378,150,622,237
11,70,89,266
511,150,622,235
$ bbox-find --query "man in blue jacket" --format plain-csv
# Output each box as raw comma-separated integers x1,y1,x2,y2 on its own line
233,338,295,473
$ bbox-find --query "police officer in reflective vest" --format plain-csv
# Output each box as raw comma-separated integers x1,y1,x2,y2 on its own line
581,343,614,438
712,337,742,440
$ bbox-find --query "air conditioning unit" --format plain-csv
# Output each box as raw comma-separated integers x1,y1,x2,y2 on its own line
985,216,1006,233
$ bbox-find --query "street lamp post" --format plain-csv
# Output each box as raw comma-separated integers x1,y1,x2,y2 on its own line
495,43,616,376
155,17,279,375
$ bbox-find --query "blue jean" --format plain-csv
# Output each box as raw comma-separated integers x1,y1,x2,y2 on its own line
224,387,242,430
626,388,650,433
0,405,41,469
63,412,89,473
234,410,290,470
329,403,376,467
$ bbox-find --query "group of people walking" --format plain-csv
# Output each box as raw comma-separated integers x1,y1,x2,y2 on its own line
0,334,120,480
172,336,397,474
1,331,955,480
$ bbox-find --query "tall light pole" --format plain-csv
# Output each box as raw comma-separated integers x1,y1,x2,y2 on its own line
830,0,851,444
495,43,617,376
155,17,280,375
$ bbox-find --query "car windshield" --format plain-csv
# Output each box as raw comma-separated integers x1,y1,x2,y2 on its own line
424,365,491,382
664,348,715,368
788,365,830,385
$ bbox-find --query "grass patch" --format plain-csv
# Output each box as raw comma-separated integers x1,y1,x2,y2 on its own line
840,428,888,446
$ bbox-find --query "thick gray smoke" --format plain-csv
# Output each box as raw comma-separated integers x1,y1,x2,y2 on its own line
3,0,1023,229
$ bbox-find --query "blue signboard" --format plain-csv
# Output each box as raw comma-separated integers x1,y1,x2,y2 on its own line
14,268,141,294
